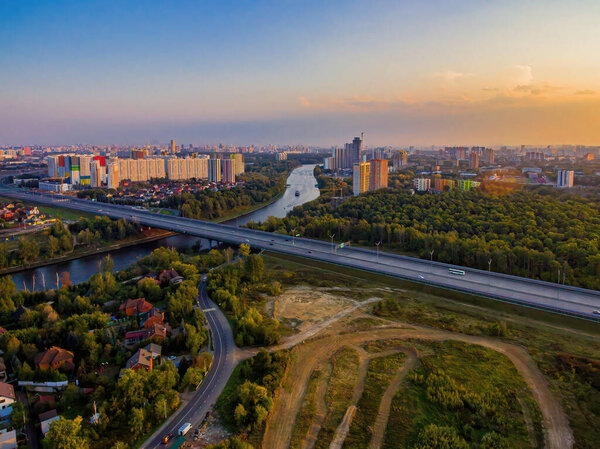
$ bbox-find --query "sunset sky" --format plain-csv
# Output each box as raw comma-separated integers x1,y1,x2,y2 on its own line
2,0,600,146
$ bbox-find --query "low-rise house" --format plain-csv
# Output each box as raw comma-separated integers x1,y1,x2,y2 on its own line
125,324,166,346
39,409,59,436
142,308,164,329
0,382,15,418
158,269,183,285
124,348,153,372
119,298,153,316
34,346,75,371
0,327,7,335
143,343,162,360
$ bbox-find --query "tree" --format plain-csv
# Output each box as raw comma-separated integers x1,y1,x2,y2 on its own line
238,243,250,257
18,237,39,263
244,254,264,283
10,402,25,429
103,254,114,273
48,235,60,257
45,416,90,449
0,276,16,301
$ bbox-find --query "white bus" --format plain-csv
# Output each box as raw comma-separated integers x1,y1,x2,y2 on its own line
448,268,466,276
178,422,192,436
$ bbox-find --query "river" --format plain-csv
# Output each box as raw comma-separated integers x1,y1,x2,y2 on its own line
11,164,319,291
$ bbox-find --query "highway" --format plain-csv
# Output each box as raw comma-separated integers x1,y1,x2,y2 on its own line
2,188,600,320
141,283,237,449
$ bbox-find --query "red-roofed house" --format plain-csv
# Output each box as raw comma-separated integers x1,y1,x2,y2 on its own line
142,308,164,329
125,324,166,346
0,382,15,418
119,298,153,317
34,346,75,371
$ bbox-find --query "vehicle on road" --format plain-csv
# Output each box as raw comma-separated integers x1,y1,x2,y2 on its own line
593,310,600,315
449,268,466,276
178,422,192,436
295,190,300,196
418,275,425,280
162,432,173,444
307,250,312,253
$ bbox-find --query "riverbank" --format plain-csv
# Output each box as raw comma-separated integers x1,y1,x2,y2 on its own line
215,189,286,223
0,229,175,277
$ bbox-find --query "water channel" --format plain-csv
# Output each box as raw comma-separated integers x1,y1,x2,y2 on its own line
12,164,319,291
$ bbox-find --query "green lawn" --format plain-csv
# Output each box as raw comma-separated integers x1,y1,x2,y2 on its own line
314,347,361,449
383,341,542,449
343,352,406,449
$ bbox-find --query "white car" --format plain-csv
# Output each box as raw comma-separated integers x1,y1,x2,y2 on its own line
418,275,425,280
593,310,600,315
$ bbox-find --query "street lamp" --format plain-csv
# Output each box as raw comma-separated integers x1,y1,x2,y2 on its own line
376,241,382,261
291,228,296,246
329,233,335,253
429,249,434,261
488,258,492,272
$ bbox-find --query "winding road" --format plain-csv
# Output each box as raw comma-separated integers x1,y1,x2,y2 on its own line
140,283,237,449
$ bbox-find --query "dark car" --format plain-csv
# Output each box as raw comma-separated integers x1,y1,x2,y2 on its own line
162,433,173,444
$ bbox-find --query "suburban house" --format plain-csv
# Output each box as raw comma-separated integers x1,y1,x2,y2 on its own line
34,346,75,371
124,348,153,372
158,269,184,285
39,409,59,436
119,298,153,316
143,343,162,360
124,324,166,346
0,382,15,418
141,308,164,329
0,327,7,335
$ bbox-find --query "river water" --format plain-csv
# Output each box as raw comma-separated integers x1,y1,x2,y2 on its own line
12,164,319,291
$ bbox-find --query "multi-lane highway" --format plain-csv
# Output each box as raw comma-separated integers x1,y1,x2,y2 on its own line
2,188,600,320
141,283,236,449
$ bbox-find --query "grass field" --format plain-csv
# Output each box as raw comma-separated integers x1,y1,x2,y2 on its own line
313,347,361,449
343,352,406,449
382,340,542,449
289,369,324,449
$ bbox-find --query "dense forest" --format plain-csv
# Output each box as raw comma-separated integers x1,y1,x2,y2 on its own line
248,187,600,289
160,159,298,220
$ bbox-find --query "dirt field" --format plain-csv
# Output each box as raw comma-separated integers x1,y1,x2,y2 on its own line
272,286,361,328
261,317,573,449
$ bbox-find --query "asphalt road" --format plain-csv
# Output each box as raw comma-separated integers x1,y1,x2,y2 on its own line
141,282,236,449
3,188,600,319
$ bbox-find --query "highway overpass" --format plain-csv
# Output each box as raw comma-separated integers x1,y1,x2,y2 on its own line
3,188,600,320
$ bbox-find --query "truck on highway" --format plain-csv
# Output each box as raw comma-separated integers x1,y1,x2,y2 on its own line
178,422,192,436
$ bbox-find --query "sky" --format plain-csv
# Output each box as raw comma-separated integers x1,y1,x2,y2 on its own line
1,0,600,146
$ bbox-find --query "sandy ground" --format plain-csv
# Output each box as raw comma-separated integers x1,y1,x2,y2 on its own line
273,286,357,325
261,321,573,449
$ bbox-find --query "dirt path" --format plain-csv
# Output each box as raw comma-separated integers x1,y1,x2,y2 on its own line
368,349,418,449
303,365,332,449
328,406,356,449
518,396,538,448
261,325,573,449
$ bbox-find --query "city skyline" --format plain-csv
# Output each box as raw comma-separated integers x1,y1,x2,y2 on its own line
2,0,600,146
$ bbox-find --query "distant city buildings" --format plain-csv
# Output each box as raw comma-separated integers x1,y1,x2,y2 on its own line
326,135,363,171
276,152,287,161
556,170,574,188
391,150,407,171
469,152,479,169
414,176,479,193
46,152,243,189
352,159,388,196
